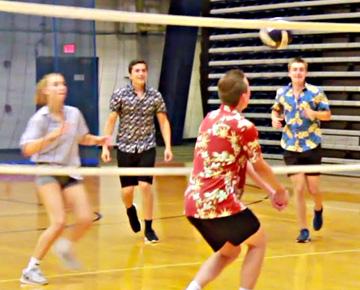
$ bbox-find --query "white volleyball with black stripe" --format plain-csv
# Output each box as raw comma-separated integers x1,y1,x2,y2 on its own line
259,21,292,49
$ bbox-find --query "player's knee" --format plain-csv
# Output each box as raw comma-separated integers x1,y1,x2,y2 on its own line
138,181,151,191
231,247,241,259
219,243,241,259
294,186,306,196
51,218,66,233
257,228,267,244
220,250,240,261
139,183,153,197
77,214,93,229
122,186,135,196
246,226,267,249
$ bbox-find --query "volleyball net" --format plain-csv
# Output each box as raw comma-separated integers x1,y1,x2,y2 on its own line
0,0,360,177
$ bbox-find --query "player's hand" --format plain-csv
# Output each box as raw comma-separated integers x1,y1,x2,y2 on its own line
101,146,111,163
270,188,289,211
164,147,173,162
271,116,284,128
47,121,69,141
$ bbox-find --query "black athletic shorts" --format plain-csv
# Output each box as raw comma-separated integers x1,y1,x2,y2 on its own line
187,208,261,252
117,147,156,187
283,145,322,176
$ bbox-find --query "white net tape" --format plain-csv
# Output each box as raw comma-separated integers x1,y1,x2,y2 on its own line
0,0,360,32
0,163,360,176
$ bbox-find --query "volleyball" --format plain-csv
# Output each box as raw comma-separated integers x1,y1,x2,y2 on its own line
259,26,292,49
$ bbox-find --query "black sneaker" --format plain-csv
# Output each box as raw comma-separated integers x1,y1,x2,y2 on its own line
126,205,141,233
313,208,323,231
297,229,311,243
144,230,159,244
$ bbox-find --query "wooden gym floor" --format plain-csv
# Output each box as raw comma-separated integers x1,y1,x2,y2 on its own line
0,170,359,290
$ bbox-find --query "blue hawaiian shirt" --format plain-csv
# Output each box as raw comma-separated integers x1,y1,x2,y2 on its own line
272,83,330,153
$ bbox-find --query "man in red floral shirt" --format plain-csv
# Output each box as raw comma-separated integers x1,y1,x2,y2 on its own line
185,70,288,290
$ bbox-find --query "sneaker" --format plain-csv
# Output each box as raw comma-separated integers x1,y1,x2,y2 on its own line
144,230,159,244
296,229,311,243
20,267,48,285
127,204,141,233
53,238,81,270
313,208,323,231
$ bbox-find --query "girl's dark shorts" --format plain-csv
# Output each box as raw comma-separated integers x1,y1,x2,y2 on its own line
35,175,80,189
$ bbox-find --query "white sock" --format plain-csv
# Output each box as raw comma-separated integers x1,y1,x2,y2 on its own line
27,257,40,269
186,280,201,290
240,287,251,290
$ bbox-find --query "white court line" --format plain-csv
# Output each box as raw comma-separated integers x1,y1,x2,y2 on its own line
264,248,360,260
0,248,359,284
325,205,360,213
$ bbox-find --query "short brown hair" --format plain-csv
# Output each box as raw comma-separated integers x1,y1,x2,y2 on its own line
128,59,148,73
288,57,308,70
218,69,248,106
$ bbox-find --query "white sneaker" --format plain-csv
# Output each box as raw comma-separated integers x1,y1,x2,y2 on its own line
53,238,81,270
20,267,48,285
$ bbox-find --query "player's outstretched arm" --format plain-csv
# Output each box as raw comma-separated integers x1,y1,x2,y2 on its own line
246,161,275,196
252,156,289,211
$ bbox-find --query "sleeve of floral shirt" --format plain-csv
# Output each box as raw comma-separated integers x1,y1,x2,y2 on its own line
271,88,284,114
242,124,262,164
155,91,167,113
315,89,330,112
109,90,122,112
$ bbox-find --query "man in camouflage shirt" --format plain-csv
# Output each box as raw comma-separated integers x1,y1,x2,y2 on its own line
102,59,173,243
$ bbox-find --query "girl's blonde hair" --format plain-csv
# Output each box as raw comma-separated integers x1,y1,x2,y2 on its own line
34,73,61,105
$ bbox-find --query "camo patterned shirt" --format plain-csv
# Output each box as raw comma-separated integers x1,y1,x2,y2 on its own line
109,84,166,153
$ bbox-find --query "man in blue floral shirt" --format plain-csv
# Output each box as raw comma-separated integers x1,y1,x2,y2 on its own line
271,57,331,243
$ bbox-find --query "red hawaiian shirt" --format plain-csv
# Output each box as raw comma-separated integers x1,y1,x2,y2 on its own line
185,105,262,219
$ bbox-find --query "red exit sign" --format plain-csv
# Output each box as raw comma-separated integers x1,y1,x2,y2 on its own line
63,43,76,54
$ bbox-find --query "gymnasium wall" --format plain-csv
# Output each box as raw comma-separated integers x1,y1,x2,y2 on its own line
96,0,203,141
0,0,202,158
0,0,96,151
